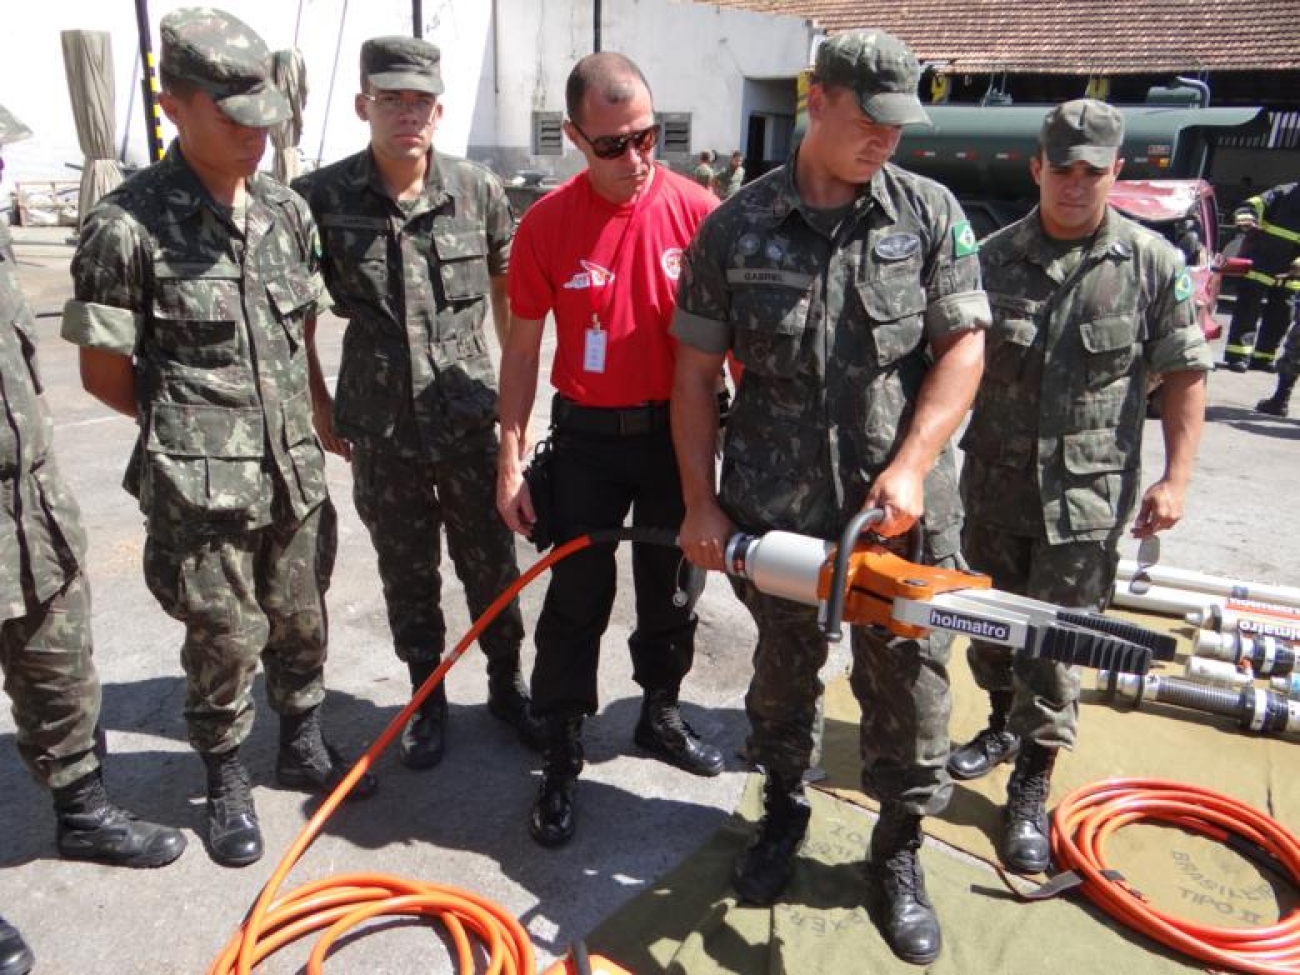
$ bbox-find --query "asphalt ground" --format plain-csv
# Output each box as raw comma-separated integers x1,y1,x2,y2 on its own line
2,224,1298,974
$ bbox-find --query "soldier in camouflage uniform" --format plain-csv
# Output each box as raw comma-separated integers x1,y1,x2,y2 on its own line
61,8,375,870
0,104,185,975
954,100,1210,875
294,37,538,770
672,31,990,966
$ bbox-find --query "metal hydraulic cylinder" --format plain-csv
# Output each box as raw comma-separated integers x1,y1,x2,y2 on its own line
1096,670,1300,737
1192,629,1297,677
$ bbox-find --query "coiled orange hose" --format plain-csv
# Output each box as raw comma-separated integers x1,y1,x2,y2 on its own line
208,535,600,975
1051,778,1300,974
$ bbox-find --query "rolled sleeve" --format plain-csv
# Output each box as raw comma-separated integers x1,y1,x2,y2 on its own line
1148,326,1214,375
671,307,732,354
484,174,514,277
60,299,140,355
672,227,734,353
66,204,147,354
924,289,991,343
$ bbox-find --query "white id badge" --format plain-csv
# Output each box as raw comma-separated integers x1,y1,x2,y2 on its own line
583,327,607,373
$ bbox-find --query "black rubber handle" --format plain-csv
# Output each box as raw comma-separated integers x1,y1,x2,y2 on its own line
1057,610,1179,661
1033,626,1152,676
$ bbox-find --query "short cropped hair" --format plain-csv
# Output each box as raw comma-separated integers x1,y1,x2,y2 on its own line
565,52,652,123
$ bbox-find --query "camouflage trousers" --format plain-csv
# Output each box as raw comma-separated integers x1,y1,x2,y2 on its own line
143,500,337,755
351,432,523,673
0,571,101,789
961,523,1118,749
730,561,956,817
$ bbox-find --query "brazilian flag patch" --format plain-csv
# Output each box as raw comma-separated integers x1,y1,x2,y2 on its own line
953,221,978,258
1173,268,1193,303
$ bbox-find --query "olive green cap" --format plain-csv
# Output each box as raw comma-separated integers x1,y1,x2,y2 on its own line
160,6,289,127
361,36,444,95
813,29,929,126
0,105,32,147
1041,98,1124,167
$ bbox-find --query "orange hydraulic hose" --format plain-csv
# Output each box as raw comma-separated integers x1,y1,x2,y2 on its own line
208,533,603,975
1051,778,1300,974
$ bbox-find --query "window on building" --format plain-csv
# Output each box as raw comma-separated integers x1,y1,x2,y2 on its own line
657,113,691,159
532,111,563,156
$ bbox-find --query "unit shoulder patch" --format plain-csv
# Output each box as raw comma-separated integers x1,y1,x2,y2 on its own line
1173,268,1193,303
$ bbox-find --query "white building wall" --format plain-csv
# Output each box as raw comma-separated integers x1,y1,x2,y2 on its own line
1,0,812,198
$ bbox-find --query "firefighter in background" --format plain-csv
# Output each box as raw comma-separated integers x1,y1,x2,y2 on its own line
1221,182,1300,373
1255,257,1300,416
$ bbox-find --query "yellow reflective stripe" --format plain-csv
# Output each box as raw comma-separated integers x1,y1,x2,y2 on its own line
1257,217,1300,245
1246,269,1278,286
1224,343,1253,355
1253,349,1279,362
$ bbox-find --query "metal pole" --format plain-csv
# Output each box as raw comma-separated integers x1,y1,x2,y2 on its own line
133,0,165,161
593,0,601,52
413,0,423,38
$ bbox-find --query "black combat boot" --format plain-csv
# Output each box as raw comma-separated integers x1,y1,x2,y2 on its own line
732,773,812,905
401,660,448,769
276,705,378,798
52,769,185,868
633,689,724,777
202,749,263,868
1256,373,1296,417
0,916,34,975
946,689,1019,781
865,806,942,965
530,713,584,848
1003,740,1057,874
487,659,546,752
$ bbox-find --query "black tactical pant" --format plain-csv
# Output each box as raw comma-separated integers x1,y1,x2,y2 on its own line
0,572,100,790
144,501,337,754
531,416,698,716
1224,278,1295,366
962,523,1117,749
730,562,957,818
351,429,524,670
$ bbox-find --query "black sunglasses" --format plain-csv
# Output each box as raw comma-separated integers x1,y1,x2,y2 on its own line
569,121,660,160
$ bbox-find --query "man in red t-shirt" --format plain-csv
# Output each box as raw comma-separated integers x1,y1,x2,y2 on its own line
497,51,723,848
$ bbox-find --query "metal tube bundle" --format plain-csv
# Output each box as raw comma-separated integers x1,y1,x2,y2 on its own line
1115,560,1300,608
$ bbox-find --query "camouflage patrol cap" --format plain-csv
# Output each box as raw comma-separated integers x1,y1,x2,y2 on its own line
813,29,929,127
160,7,290,127
0,105,33,147
1041,98,1124,167
361,36,444,95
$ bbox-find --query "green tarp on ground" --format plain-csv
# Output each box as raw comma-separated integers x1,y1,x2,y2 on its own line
590,613,1297,973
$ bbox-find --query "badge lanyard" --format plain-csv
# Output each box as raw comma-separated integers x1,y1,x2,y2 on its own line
583,171,652,374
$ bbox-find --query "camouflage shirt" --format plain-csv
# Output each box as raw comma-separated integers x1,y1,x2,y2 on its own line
961,207,1213,544
62,142,330,534
293,150,513,457
673,157,990,554
0,221,86,620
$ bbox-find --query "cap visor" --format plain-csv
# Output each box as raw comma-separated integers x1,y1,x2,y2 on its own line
0,106,33,146
368,71,444,95
217,86,292,128
1046,145,1120,167
861,92,931,127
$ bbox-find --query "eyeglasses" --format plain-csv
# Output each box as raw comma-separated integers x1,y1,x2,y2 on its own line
362,92,438,116
569,120,660,160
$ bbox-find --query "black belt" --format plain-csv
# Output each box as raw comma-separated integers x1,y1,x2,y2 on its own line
552,396,670,436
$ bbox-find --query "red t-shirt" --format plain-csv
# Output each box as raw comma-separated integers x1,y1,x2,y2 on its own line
508,165,716,407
